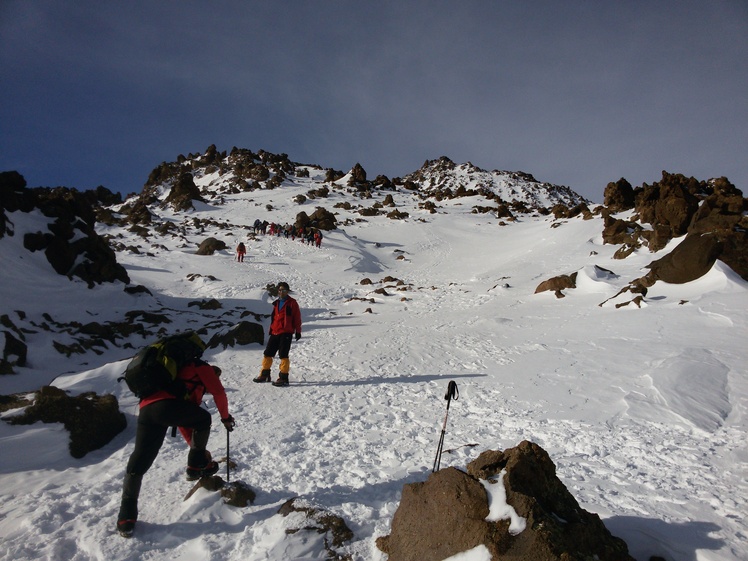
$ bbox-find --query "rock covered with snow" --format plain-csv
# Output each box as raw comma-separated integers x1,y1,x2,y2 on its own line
377,440,634,561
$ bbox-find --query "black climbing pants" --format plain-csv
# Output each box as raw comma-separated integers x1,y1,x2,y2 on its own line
125,398,212,476
263,332,293,360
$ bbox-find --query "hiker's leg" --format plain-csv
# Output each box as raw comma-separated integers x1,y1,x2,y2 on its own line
278,333,293,374
157,400,213,467
119,403,169,522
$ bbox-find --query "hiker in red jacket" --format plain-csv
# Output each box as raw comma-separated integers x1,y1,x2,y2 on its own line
116,360,235,537
236,242,246,262
254,281,302,387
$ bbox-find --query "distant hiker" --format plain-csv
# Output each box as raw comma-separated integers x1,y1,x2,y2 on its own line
116,356,235,537
236,242,246,262
314,231,323,248
254,281,302,387
253,218,262,233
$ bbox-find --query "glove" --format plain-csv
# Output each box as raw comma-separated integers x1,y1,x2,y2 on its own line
221,415,235,432
295,332,301,341
213,366,222,377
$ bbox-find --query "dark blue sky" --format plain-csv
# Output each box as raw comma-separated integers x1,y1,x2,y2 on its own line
2,1,746,202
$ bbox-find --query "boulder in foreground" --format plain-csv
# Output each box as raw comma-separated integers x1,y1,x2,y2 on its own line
377,440,634,561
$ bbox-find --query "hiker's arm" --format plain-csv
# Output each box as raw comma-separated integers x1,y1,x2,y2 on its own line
195,364,230,419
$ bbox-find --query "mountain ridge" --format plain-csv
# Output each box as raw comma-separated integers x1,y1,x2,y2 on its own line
0,158,747,560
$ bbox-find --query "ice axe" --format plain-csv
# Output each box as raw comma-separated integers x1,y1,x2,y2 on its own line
432,380,459,472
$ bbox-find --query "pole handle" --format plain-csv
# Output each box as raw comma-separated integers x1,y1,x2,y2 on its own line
445,380,459,402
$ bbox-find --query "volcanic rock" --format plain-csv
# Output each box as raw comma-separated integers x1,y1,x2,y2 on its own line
377,440,634,561
535,273,578,298
603,178,635,212
207,321,264,348
4,385,126,458
197,237,227,255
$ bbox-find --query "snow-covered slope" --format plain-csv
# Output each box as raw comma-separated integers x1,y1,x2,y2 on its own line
0,164,746,561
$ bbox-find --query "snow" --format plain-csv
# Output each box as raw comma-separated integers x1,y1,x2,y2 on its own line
481,471,526,534
1,177,747,561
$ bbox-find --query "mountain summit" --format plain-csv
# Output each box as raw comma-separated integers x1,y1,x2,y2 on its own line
405,156,588,208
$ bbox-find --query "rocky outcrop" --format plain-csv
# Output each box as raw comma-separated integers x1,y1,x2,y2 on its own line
1,313,27,375
1,329,27,374
3,385,126,458
551,202,592,220
0,171,33,237
295,207,338,231
197,237,227,255
207,321,264,348
163,172,205,211
633,172,700,251
1,172,129,287
601,171,748,281
377,441,634,561
639,233,723,286
535,273,578,298
686,177,748,279
405,157,589,212
348,163,368,185
603,178,635,212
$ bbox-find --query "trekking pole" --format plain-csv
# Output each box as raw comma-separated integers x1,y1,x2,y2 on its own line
432,380,459,473
226,426,230,483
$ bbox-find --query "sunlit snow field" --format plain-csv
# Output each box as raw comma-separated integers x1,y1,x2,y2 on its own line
1,172,746,560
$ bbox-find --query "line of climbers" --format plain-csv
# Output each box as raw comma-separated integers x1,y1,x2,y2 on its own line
252,218,324,247
236,221,323,261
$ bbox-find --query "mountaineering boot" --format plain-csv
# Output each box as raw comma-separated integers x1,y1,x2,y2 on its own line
117,472,142,537
117,519,136,538
253,369,271,383
254,356,274,382
272,373,290,387
186,448,219,481
186,461,220,481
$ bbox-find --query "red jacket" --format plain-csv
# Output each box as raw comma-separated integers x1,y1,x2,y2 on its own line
269,296,302,336
140,362,229,419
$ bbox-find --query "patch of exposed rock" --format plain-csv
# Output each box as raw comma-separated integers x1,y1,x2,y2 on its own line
184,476,256,508
207,321,264,348
1,314,27,374
534,273,578,298
197,237,227,255
163,172,205,211
278,497,354,558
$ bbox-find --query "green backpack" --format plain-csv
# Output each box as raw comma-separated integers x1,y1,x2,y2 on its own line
119,332,206,399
